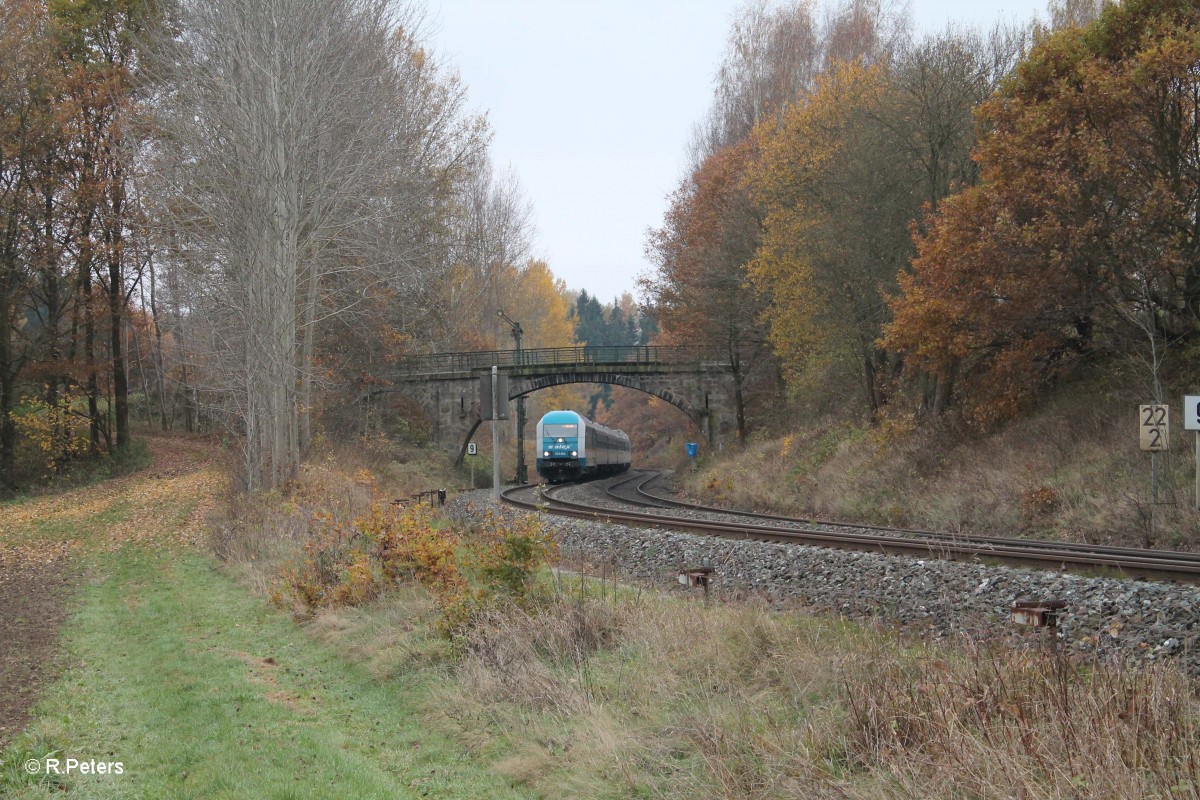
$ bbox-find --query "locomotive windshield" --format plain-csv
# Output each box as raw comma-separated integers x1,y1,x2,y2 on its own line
543,423,578,437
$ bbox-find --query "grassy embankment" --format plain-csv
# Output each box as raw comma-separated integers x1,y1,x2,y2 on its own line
688,370,1200,551
211,450,1200,800
0,437,529,799
2,433,1197,799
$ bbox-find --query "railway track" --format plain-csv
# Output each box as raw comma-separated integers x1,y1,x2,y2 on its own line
501,470,1200,583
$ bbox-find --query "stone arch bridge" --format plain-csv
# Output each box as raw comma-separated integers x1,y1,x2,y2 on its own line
374,345,736,464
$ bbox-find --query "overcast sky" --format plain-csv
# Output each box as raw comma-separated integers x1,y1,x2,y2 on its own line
428,0,1052,305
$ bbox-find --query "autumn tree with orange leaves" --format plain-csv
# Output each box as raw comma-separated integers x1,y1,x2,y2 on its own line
742,20,1018,419
0,0,61,483
886,0,1200,426
747,61,916,416
654,0,1009,428
56,0,156,454
0,0,155,485
644,139,772,441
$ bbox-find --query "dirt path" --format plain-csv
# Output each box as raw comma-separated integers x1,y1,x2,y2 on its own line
0,435,222,747
0,556,74,746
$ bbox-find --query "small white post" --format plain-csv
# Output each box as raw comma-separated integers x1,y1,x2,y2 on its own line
1151,451,1158,542
491,365,501,500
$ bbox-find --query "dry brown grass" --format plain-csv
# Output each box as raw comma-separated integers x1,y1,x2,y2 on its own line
688,381,1200,551
202,425,1200,799
839,639,1200,799
206,434,460,593
429,578,1200,799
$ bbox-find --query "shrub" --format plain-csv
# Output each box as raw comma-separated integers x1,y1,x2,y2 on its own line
271,502,557,641
462,508,557,603
1021,485,1061,516
356,503,464,601
270,510,367,613
11,393,88,478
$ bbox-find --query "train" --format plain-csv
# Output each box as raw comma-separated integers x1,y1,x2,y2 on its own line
535,409,631,483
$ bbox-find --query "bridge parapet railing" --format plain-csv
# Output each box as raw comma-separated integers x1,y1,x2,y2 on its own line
392,345,725,375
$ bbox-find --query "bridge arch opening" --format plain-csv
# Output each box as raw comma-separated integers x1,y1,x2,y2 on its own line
513,373,706,424
373,346,736,469
453,373,713,468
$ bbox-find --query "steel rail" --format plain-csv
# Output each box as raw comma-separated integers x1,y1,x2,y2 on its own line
616,470,1200,568
500,477,1200,583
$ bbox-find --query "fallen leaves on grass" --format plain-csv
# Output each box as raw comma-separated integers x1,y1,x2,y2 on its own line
0,435,226,752
0,540,79,581
0,435,224,568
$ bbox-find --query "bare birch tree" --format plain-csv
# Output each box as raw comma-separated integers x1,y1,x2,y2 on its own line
690,0,911,167
444,161,534,349
152,0,477,490
693,0,822,160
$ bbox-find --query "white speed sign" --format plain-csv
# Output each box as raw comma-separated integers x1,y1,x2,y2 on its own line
1185,396,1200,431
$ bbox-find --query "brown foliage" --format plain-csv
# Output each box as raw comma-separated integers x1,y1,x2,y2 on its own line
643,139,777,439
644,139,764,349
271,499,557,643
886,0,1200,424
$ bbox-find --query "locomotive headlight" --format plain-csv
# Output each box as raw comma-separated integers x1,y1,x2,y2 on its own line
556,438,564,443
543,451,550,457
570,450,578,457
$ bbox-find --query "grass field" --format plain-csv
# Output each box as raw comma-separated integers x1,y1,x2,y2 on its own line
0,436,531,799
3,550,531,799
2,434,1197,799
684,371,1200,551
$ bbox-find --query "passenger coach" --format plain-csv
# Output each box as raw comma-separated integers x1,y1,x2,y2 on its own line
535,410,631,483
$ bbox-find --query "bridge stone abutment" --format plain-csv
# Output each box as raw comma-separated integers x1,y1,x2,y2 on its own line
385,373,483,461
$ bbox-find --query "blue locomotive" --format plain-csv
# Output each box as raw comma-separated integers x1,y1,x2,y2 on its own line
535,410,631,483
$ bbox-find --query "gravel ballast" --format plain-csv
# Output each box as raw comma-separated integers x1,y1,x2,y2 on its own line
450,490,1200,675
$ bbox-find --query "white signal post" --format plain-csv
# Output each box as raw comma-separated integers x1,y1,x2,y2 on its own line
1185,396,1200,511
492,366,501,500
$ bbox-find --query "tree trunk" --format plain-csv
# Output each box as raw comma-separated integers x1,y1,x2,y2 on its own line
147,258,170,430
73,204,102,453
0,289,14,487
84,276,101,453
105,160,130,450
108,259,129,449
731,347,746,443
932,363,955,416
862,351,880,419
299,259,318,456
130,297,153,424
